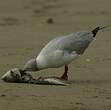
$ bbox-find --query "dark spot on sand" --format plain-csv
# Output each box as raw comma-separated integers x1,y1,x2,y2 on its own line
0,94,6,97
102,58,111,61
46,18,54,24
33,9,41,14
106,97,110,99
75,102,86,106
93,95,99,98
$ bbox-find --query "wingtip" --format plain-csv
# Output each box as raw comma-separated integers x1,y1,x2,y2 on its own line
99,25,110,30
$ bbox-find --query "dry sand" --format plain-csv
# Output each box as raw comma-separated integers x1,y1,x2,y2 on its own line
0,0,111,110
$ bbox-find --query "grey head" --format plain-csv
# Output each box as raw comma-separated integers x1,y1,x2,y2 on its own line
23,58,38,72
92,25,109,37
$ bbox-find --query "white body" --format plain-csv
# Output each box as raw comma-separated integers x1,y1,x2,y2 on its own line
36,32,93,70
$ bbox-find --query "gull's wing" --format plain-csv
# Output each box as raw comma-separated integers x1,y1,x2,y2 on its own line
38,31,93,56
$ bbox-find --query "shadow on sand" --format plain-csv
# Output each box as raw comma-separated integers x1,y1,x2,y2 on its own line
68,79,111,85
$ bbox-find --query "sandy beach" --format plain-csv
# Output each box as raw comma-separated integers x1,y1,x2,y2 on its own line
0,0,111,110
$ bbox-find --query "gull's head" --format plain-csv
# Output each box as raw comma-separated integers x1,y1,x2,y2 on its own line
23,58,38,72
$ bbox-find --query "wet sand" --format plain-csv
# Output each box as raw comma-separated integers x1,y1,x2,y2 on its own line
0,0,111,110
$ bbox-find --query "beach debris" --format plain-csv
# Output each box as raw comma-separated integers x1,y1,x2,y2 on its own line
1,68,68,86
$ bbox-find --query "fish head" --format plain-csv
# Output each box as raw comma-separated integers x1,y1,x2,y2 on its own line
1,68,21,82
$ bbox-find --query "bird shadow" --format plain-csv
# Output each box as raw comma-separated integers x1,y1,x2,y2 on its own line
68,79,111,85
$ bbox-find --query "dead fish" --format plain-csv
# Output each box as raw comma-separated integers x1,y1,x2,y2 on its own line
33,76,68,86
1,68,68,86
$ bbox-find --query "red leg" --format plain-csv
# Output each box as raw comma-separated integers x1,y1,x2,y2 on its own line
60,65,68,80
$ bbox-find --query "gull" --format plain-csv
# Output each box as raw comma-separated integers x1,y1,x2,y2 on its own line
22,26,108,80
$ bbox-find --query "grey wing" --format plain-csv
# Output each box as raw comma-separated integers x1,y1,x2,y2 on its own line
38,31,93,56
58,32,94,54
38,36,67,56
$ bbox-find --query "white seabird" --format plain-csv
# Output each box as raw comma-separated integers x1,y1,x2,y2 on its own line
23,26,108,80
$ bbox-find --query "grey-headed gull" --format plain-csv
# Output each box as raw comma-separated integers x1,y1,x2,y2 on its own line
22,26,108,80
